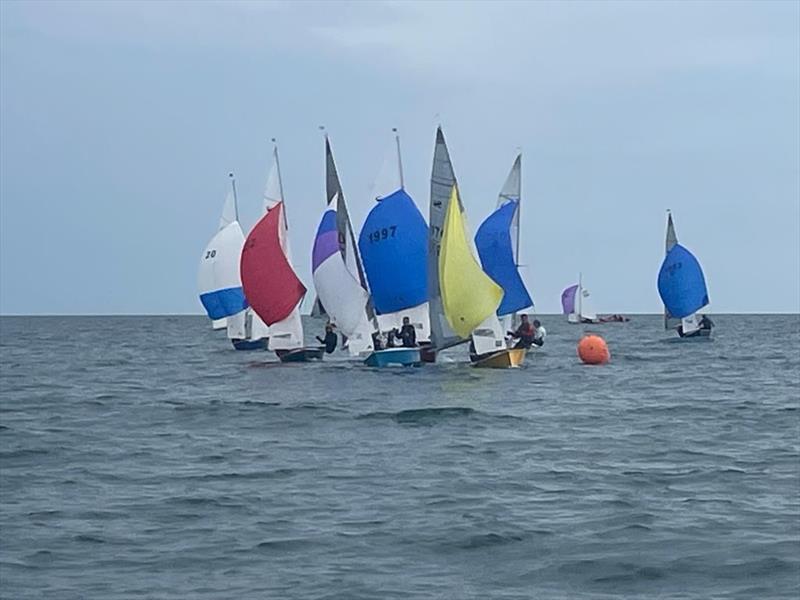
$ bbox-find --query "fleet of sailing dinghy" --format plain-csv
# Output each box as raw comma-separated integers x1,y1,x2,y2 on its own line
311,135,376,357
240,144,322,362
561,274,599,324
658,211,711,340
199,127,717,361
475,154,534,334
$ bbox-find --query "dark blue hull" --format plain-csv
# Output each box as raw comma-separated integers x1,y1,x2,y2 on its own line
276,347,325,363
231,338,268,351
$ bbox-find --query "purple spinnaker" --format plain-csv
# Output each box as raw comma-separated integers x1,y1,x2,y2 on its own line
561,285,578,314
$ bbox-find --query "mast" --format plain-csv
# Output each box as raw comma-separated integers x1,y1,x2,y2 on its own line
394,127,405,190
514,151,521,268
578,272,583,317
272,138,288,227
229,172,239,222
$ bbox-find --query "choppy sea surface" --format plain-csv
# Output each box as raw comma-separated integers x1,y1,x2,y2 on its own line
1,314,798,599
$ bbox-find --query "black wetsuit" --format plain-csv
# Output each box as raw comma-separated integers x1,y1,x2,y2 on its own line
396,324,417,348
316,331,338,354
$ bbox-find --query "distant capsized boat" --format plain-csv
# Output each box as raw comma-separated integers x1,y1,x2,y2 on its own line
561,274,598,324
240,143,321,362
311,135,376,356
358,130,430,343
658,211,711,337
198,175,248,333
475,153,534,331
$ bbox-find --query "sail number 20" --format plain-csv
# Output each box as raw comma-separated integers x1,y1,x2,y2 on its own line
367,226,397,243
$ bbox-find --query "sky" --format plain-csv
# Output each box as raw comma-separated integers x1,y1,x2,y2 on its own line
1,0,798,315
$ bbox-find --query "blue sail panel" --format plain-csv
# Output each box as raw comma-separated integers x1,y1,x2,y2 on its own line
657,243,709,318
199,286,248,320
358,189,428,314
475,201,533,316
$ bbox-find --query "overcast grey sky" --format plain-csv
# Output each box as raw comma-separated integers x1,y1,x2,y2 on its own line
1,0,798,315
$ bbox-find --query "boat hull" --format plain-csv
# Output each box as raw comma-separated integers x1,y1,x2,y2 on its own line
231,338,268,351
276,347,325,362
364,347,421,367
471,348,526,369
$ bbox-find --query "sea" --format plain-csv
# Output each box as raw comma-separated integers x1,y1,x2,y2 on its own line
1,314,798,599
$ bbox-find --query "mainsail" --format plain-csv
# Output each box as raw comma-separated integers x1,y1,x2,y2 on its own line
663,212,682,330
428,127,463,350
440,186,505,354
198,183,247,324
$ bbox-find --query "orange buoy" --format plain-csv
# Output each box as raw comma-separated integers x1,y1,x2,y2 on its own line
577,334,610,365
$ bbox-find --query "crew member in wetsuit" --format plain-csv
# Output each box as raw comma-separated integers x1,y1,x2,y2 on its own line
392,316,417,348
507,314,535,349
316,323,338,353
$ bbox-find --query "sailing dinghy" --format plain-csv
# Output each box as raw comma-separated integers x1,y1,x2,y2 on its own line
358,130,428,367
561,274,599,324
198,176,268,349
658,211,712,340
240,144,322,362
310,135,377,358
425,127,523,368
475,153,535,335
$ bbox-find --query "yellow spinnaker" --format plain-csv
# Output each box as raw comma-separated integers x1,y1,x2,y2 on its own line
439,186,503,338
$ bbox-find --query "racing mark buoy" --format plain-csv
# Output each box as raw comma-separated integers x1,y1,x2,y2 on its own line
577,334,610,365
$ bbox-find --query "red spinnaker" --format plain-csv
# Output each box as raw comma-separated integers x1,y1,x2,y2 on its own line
240,202,306,325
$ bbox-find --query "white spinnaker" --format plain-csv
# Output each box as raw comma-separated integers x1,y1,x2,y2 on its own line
472,313,507,355
376,302,431,343
313,254,374,355
198,221,245,303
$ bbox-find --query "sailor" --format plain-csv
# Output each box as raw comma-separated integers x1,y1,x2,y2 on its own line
507,314,535,349
371,331,384,351
392,316,417,348
316,323,338,354
531,319,546,347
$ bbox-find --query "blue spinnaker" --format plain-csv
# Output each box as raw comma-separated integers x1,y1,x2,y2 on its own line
358,189,428,314
475,201,533,316
657,243,709,319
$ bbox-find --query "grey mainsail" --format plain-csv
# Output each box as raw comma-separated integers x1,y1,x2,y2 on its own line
428,127,463,350
664,211,681,330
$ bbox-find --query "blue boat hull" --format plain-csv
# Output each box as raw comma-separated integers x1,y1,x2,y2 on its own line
364,347,421,367
231,338,268,351
276,347,325,363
